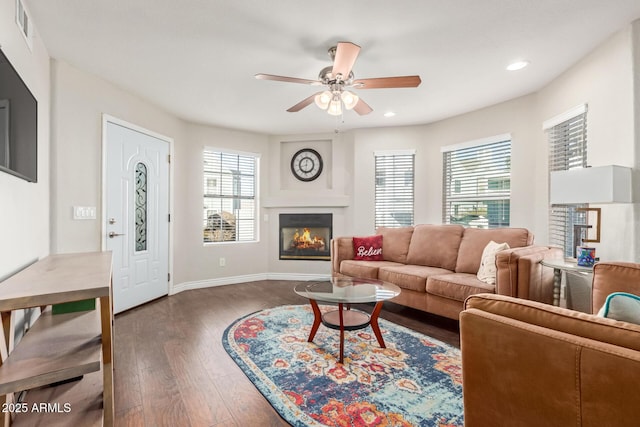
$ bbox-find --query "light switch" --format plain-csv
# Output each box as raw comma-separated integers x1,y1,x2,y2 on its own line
73,206,97,220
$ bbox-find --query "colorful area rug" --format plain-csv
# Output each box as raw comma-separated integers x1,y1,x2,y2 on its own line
222,304,463,427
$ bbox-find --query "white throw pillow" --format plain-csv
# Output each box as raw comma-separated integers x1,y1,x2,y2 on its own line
597,292,640,325
477,241,510,285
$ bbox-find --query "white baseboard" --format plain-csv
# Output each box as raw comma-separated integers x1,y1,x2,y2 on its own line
170,272,331,295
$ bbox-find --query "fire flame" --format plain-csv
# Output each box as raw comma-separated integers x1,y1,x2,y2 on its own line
291,228,325,250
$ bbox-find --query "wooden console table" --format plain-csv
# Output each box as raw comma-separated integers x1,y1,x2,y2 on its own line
0,252,114,427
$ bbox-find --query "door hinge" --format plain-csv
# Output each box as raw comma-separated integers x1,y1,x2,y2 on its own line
168,273,171,282
167,154,171,163
168,213,171,222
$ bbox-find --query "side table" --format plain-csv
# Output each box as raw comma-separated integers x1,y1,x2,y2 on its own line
540,259,594,307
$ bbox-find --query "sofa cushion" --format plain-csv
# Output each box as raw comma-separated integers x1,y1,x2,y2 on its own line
406,224,464,270
455,227,532,274
378,265,453,293
352,235,383,261
427,273,495,302
340,260,402,280
376,226,414,264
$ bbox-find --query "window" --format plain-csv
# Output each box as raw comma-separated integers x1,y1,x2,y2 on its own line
203,149,258,243
135,162,148,252
375,151,415,228
545,105,588,257
442,136,511,228
15,0,33,50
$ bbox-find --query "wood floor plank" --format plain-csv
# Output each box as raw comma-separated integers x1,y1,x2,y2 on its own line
113,314,143,414
164,338,234,426
115,405,146,427
113,280,460,426
216,371,290,427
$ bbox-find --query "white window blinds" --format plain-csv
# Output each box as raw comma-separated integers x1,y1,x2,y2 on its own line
546,106,588,257
375,152,415,228
442,138,511,228
203,149,258,243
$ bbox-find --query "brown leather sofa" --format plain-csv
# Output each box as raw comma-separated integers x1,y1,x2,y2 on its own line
460,261,640,426
331,225,562,320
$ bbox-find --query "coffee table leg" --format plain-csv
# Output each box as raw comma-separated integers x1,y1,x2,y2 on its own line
307,299,322,342
370,301,386,348
338,303,345,364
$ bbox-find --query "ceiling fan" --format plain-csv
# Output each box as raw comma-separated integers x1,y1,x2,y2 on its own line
255,42,421,116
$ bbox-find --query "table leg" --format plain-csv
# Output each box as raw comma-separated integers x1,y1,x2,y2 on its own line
307,299,322,342
100,295,114,427
338,303,345,364
552,268,562,306
370,302,386,348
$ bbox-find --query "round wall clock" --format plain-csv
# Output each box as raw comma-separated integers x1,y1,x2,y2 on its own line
290,148,323,182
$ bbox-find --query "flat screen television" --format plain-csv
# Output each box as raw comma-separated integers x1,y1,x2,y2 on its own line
0,47,37,182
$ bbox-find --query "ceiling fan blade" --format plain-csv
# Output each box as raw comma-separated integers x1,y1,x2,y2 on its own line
286,93,321,112
353,98,373,115
332,42,361,81
255,73,321,85
352,75,422,89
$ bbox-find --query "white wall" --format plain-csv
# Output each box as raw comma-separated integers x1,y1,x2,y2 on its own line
50,60,185,255
0,0,50,279
175,123,270,287
0,0,50,342
343,22,639,261
50,60,278,289
634,20,640,262
349,94,540,236
264,132,354,276
41,17,640,301
536,23,638,261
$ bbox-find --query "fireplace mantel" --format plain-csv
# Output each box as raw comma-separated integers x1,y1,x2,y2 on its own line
263,195,349,208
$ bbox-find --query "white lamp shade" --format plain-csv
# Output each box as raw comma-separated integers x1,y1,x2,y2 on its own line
550,165,633,204
314,91,332,110
341,90,359,110
327,98,342,116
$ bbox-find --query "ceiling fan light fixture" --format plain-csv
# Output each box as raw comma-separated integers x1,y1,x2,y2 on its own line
314,91,332,109
327,98,343,116
341,90,359,110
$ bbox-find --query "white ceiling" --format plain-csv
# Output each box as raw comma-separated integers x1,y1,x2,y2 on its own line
26,0,640,135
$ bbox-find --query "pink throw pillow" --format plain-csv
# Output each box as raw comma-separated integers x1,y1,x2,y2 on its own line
353,235,383,261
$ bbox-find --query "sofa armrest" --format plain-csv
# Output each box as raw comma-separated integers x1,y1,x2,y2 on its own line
495,245,563,303
592,262,640,314
330,237,355,276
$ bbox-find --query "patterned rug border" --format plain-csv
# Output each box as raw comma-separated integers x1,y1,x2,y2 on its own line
222,304,463,427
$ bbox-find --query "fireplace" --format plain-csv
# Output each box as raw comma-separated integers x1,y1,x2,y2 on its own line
279,213,332,261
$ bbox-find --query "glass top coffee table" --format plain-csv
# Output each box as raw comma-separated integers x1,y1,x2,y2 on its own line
294,277,401,364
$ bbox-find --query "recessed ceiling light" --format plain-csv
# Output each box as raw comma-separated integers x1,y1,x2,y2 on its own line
384,112,396,117
506,60,530,71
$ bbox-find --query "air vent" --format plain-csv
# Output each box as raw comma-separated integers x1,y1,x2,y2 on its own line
15,0,33,50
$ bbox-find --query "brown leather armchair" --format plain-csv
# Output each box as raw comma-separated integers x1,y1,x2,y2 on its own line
460,261,640,427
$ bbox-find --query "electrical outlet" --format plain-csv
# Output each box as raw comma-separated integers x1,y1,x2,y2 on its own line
219,257,226,267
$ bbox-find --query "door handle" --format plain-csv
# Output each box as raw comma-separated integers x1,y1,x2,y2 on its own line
108,232,125,238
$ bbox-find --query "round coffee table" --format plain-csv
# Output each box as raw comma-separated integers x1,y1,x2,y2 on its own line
294,277,401,364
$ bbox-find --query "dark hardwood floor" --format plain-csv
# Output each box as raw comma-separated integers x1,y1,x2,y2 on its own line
113,280,460,426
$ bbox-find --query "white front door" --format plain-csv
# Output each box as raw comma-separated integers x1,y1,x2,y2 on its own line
105,120,170,314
